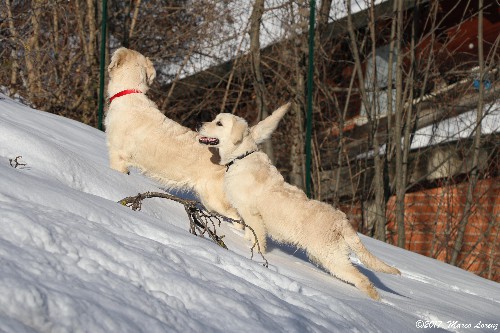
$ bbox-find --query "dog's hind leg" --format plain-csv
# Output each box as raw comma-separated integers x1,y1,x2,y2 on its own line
320,250,381,300
342,226,400,275
335,260,381,301
306,241,381,300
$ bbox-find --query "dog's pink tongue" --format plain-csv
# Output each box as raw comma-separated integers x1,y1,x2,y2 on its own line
199,137,218,145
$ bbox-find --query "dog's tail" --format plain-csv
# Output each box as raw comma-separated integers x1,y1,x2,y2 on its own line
343,226,401,275
250,102,291,145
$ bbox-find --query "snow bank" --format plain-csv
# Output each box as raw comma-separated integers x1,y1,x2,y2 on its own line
0,93,498,332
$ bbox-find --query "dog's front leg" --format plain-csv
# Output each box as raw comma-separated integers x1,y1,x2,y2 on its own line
109,150,130,174
241,211,267,253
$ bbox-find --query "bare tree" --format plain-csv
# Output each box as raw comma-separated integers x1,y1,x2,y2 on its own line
450,0,485,266
287,0,310,190
392,0,406,248
249,0,274,160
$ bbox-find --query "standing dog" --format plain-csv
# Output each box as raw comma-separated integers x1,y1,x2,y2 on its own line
198,106,400,300
105,47,288,219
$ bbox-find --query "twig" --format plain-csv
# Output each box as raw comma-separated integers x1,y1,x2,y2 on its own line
118,191,269,266
119,191,228,249
189,205,268,266
9,156,27,168
246,223,269,268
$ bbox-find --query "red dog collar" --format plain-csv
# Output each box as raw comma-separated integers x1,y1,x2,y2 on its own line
109,89,142,103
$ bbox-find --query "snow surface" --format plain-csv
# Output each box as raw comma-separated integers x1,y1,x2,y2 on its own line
0,93,499,332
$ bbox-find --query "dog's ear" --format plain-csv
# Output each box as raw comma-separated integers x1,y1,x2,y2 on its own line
145,57,156,85
230,118,248,145
108,47,129,73
250,102,291,144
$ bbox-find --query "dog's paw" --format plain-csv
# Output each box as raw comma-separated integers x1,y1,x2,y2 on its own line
388,266,401,275
360,281,381,301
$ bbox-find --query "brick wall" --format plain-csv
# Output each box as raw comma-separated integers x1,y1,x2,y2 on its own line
340,178,499,281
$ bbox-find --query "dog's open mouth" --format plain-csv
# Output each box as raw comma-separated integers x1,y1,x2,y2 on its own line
199,136,219,146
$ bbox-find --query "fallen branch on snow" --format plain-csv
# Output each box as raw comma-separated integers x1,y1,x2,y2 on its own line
9,156,27,168
118,191,268,267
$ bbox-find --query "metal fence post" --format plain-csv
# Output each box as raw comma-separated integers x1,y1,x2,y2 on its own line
305,0,316,198
97,0,108,131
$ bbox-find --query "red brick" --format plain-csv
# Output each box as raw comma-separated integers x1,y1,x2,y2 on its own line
366,177,500,281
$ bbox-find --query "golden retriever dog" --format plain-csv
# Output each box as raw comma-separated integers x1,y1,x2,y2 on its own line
198,106,401,300
105,47,287,219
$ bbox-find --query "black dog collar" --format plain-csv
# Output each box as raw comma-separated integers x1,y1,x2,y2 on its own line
225,150,256,172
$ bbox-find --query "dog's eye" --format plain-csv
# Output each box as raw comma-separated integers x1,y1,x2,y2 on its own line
216,121,223,126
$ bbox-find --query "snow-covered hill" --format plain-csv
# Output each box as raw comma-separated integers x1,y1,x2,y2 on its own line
0,93,498,332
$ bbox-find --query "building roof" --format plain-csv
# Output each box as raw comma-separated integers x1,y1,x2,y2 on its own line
165,0,426,100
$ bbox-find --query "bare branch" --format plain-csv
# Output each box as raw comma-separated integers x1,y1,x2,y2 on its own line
118,191,268,266
9,156,27,168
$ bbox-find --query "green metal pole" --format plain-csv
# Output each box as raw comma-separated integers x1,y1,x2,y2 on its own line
97,0,108,131
305,0,316,198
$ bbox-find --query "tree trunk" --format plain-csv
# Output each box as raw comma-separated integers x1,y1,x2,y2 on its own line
5,0,20,90
369,0,389,242
450,0,485,266
285,0,310,190
393,0,406,248
346,0,388,241
317,0,332,32
249,0,274,161
129,0,142,39
290,101,305,189
24,0,42,102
